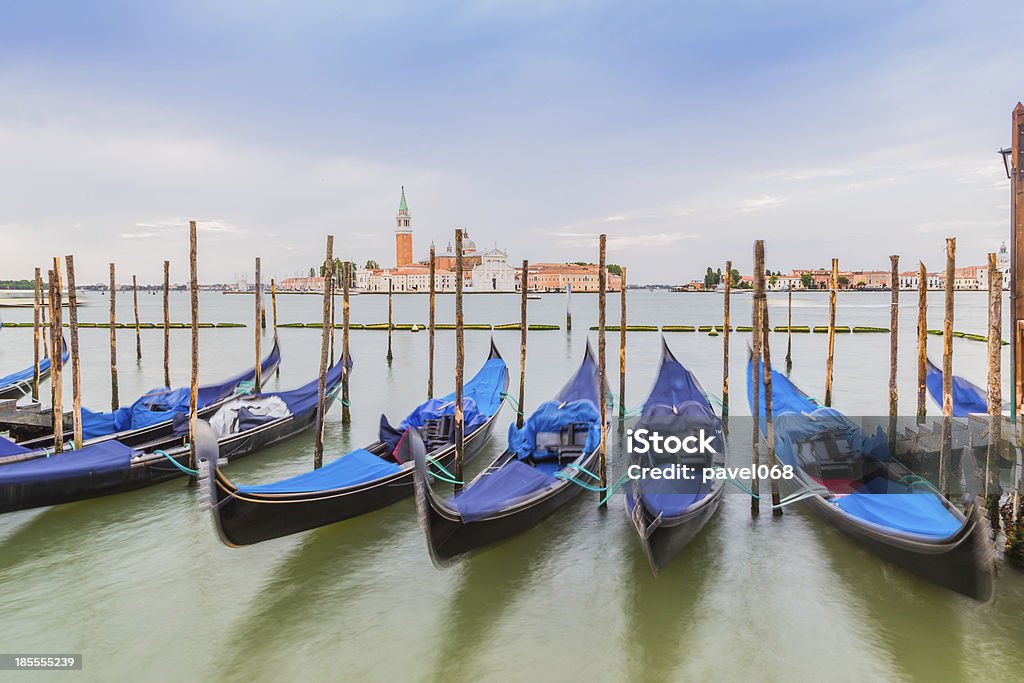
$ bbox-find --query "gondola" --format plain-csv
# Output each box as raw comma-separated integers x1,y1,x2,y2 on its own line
200,342,508,546
3,336,282,461
748,357,994,600
924,358,1004,416
625,339,725,575
411,342,604,567
0,350,343,514
0,337,69,400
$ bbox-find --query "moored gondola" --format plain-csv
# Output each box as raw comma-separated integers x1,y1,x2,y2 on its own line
0,337,69,400
2,335,282,462
625,339,725,575
411,342,604,568
748,357,994,601
200,342,509,547
0,349,342,514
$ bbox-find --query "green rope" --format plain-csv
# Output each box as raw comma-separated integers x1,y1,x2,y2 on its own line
565,463,601,480
897,474,940,494
154,449,198,476
598,472,632,506
234,380,255,396
501,392,525,417
553,471,607,492
726,478,761,499
426,456,464,485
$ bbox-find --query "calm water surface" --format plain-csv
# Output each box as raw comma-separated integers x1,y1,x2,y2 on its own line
0,290,1022,682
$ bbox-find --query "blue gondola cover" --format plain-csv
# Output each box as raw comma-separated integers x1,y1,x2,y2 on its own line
237,449,400,494
0,441,136,486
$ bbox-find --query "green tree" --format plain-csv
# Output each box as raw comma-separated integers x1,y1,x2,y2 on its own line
365,260,380,270
769,274,779,288
607,264,622,276
837,276,850,288
730,269,741,286
800,273,813,289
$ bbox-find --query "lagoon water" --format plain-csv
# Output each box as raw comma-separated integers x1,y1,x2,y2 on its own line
1,289,1023,682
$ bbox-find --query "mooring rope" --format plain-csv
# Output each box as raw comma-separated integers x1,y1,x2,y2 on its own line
153,449,198,476
426,455,463,485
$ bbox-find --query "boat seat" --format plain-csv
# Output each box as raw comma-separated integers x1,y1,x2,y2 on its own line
421,415,455,450
794,433,863,481
530,422,590,466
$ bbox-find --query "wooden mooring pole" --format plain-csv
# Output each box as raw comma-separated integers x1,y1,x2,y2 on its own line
940,238,956,497
824,258,838,407
566,282,572,332
428,244,436,399
757,241,781,515
65,256,83,449
454,229,466,490
163,260,171,387
985,253,1002,529
32,268,42,401
271,278,280,378
618,266,627,421
254,258,262,393
342,263,351,426
722,260,731,422
785,281,793,374
386,277,394,365
750,243,763,516
187,222,199,485
313,236,334,470
517,259,529,429
109,263,119,411
132,274,142,361
329,276,336,366
50,264,64,454
598,234,608,504
917,262,927,423
889,255,899,445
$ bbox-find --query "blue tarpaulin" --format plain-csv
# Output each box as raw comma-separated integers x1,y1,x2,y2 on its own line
0,436,32,457
452,460,554,522
508,399,601,461
0,339,68,391
81,387,192,440
835,477,961,539
237,448,400,494
638,472,708,517
399,357,506,434
0,441,135,486
925,359,994,416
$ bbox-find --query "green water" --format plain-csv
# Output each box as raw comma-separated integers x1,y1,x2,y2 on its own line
1,290,1022,682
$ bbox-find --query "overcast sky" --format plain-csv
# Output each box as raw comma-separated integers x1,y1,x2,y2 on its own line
0,1,1020,285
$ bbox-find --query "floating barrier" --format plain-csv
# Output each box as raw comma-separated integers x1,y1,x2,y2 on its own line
662,325,695,332
774,325,810,333
493,323,560,330
813,325,850,333
588,325,658,331
852,326,888,333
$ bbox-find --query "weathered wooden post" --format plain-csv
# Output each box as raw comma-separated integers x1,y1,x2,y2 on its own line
785,281,793,373
985,253,1002,525
889,255,899,445
270,279,279,334
750,244,763,516
387,277,394,364
618,266,627,421
723,260,731,421
757,242,781,515
428,244,436,399
32,267,42,400
566,282,572,332
50,265,64,453
517,259,529,429
163,260,171,387
598,234,608,504
109,263,119,411
314,236,334,470
342,261,351,426
1011,102,1024,421
65,256,83,449
824,258,838,407
940,238,956,496
254,257,262,394
917,262,927,422
132,274,142,361
187,222,199,485
454,229,466,489
329,276,336,366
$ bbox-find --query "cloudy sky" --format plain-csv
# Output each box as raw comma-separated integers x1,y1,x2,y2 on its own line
0,1,1020,285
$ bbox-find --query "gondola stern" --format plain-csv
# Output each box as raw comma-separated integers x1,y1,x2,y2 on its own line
406,428,462,570
193,419,239,548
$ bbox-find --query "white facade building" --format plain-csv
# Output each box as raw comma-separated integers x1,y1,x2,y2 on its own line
471,249,517,292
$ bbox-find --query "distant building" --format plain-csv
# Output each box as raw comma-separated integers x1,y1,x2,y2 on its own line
524,263,622,292
472,249,517,292
395,187,413,267
277,276,326,291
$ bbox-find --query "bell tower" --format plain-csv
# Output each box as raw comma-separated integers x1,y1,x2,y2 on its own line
395,186,413,266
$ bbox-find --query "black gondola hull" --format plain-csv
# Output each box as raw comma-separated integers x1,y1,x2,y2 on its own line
209,416,499,546
0,394,323,514
415,447,601,567
629,487,723,576
804,494,993,601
